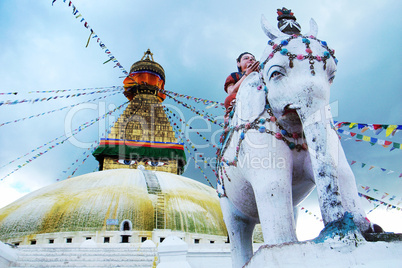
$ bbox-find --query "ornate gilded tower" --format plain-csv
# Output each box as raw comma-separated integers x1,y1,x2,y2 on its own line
93,49,186,174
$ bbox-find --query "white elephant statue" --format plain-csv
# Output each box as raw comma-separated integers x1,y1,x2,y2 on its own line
216,9,373,268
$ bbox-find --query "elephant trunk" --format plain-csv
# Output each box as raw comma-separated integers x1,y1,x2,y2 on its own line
297,106,346,226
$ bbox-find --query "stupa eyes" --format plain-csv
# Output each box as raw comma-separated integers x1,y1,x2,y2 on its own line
146,161,167,167
117,159,137,165
116,159,168,167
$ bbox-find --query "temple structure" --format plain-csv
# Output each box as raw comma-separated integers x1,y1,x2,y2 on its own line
0,50,227,250
93,49,186,174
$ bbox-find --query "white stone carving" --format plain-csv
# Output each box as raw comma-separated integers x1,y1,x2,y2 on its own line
218,15,371,268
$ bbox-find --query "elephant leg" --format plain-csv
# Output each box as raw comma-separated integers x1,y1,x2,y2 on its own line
249,164,298,245
220,197,256,268
293,205,299,231
337,145,371,232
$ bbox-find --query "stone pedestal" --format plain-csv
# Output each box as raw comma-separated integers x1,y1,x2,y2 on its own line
157,236,192,268
244,240,402,268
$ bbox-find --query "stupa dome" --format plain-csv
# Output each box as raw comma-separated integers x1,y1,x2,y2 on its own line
0,169,226,242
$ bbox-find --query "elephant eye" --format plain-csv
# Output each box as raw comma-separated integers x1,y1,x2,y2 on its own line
269,71,284,80
329,75,335,84
117,159,136,165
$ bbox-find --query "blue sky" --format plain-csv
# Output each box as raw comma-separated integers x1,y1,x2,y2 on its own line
0,0,401,239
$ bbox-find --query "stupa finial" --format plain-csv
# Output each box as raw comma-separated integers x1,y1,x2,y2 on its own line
141,48,154,61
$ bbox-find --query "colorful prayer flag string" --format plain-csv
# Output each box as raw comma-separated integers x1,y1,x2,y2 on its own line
164,106,219,178
359,185,402,206
163,91,223,126
62,109,122,180
164,107,215,188
334,121,401,137
163,106,220,150
27,86,120,94
349,160,400,177
0,92,18,95
61,142,97,181
358,192,402,212
300,207,323,222
0,101,129,181
52,0,128,75
337,128,401,150
162,89,224,109
0,87,123,107
0,91,121,128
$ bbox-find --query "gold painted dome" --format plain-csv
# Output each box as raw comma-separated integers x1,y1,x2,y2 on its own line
0,169,226,241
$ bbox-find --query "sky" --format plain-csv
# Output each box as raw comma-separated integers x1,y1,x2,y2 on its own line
0,0,401,241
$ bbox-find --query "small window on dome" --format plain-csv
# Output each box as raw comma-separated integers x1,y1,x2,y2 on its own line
194,239,200,244
30,240,37,245
49,239,54,244
13,242,20,246
104,237,110,243
120,220,132,231
86,237,91,240
66,238,72,243
141,237,147,242
160,237,165,243
210,240,215,244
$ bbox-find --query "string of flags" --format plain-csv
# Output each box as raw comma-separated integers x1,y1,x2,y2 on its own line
0,87,123,107
337,128,401,150
0,91,121,128
51,0,128,76
163,91,223,126
358,192,401,212
61,111,120,180
163,106,219,150
27,86,121,94
334,121,401,137
0,101,129,181
162,89,224,109
0,92,18,96
164,107,215,188
164,105,220,178
359,185,401,206
300,207,323,222
349,160,401,178
60,141,98,181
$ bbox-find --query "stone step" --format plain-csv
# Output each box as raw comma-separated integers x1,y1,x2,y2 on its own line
13,260,154,268
17,252,155,258
17,256,154,262
13,246,157,268
17,247,156,253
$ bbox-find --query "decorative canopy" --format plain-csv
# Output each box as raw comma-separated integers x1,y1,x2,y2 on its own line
123,49,166,102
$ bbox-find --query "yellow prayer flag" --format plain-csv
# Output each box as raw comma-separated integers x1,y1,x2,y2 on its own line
363,135,371,142
385,125,397,137
349,123,357,129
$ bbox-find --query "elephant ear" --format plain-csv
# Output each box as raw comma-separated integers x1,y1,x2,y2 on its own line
261,14,287,40
235,73,266,122
304,18,318,37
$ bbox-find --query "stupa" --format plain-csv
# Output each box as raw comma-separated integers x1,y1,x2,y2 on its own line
0,50,227,247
